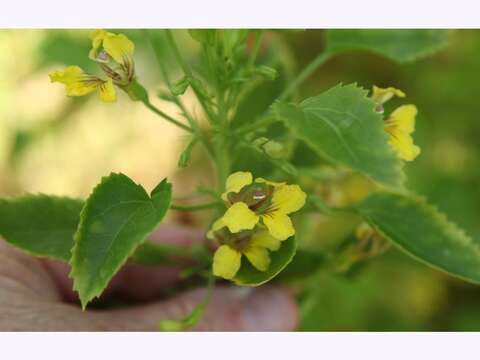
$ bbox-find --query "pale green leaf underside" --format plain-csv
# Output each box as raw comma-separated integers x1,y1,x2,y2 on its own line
326,30,449,63
275,83,404,188
0,195,83,261
234,235,296,286
356,192,480,284
70,173,172,308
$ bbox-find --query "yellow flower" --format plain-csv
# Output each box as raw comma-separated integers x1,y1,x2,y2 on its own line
212,230,281,280
50,30,138,103
49,66,116,102
371,85,405,105
371,85,421,162
220,171,306,241
221,171,252,201
385,105,421,161
89,29,135,64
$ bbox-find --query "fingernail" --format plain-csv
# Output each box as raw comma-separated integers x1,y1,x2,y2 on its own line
241,287,298,331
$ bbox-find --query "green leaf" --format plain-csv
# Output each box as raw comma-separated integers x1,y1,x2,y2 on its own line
326,30,449,63
355,192,480,284
275,249,324,282
274,83,404,188
0,195,83,261
171,76,191,96
234,236,296,286
70,173,172,308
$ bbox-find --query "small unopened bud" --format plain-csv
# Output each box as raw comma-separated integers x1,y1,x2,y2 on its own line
253,137,287,159
255,65,278,81
263,140,286,159
171,76,190,96
178,138,197,168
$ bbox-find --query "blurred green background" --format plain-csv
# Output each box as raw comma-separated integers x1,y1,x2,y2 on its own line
1,29,480,330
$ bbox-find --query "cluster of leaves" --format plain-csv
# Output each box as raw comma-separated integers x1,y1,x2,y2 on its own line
0,174,172,308
1,29,479,329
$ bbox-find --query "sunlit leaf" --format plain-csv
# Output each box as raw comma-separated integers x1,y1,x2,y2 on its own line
274,83,404,188
70,173,172,308
326,30,449,63
0,195,83,261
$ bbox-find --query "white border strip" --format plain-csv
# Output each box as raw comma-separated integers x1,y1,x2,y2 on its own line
0,332,478,359
2,0,480,28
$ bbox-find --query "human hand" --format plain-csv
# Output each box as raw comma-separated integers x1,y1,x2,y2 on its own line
0,225,298,331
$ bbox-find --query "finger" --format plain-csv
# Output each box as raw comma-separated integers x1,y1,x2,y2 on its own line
43,224,204,302
94,286,299,331
0,238,298,331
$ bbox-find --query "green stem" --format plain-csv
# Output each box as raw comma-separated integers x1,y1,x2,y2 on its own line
234,113,278,135
278,51,332,101
144,30,196,127
170,201,221,211
144,30,216,159
143,100,193,133
215,93,231,191
247,30,263,69
165,30,217,123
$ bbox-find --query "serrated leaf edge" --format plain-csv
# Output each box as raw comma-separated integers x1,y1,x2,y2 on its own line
0,194,83,261
326,30,450,64
357,191,480,285
69,173,172,308
276,83,405,189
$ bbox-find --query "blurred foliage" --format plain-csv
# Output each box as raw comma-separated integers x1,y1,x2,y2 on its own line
2,29,480,330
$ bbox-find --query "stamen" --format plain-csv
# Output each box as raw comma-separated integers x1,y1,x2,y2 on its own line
100,64,122,82
79,75,103,86
97,51,110,62
253,192,266,201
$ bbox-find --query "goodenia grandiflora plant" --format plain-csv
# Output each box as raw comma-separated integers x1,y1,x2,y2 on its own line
2,29,477,331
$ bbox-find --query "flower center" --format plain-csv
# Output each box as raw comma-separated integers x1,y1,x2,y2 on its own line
97,51,110,63
228,182,275,214
213,228,254,252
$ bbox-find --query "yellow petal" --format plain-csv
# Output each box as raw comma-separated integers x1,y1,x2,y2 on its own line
49,65,82,83
387,131,421,161
103,32,135,64
255,177,285,187
371,85,406,105
97,78,116,102
262,211,295,241
243,246,270,272
271,184,307,214
389,105,418,134
90,29,107,42
222,171,253,201
49,66,98,97
221,202,259,233
89,29,107,60
206,218,225,240
212,245,242,279
250,230,281,251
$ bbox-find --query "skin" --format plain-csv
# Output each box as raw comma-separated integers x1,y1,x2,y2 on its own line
0,225,298,331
